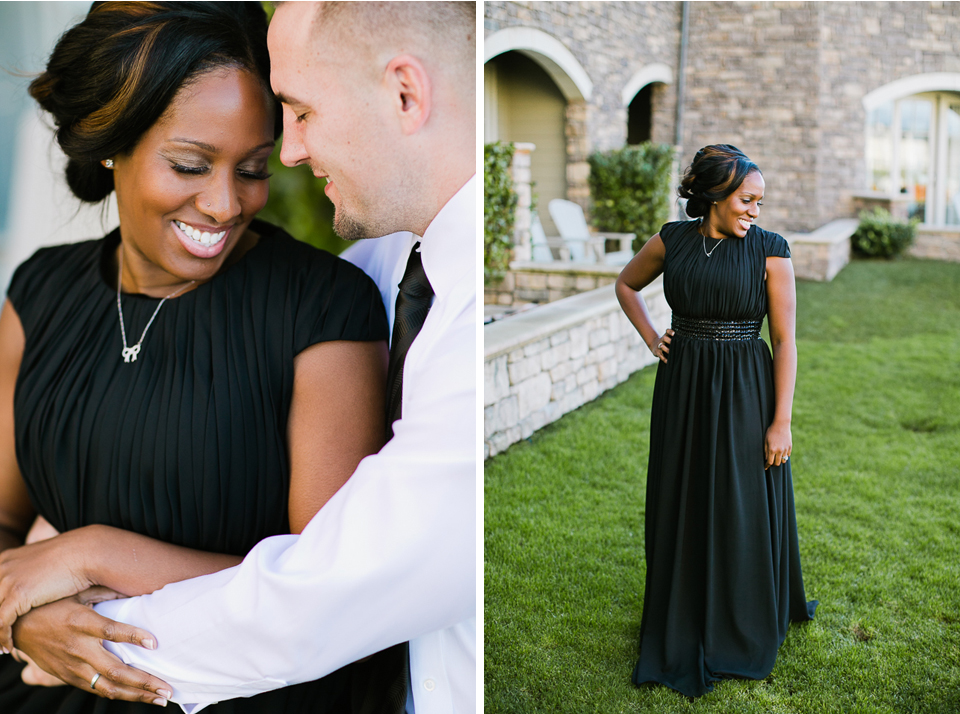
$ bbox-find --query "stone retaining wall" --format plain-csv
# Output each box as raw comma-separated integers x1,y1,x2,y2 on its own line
484,278,670,459
485,261,622,306
786,218,858,282
910,227,960,263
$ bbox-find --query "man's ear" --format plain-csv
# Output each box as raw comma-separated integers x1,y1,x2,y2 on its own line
385,54,431,135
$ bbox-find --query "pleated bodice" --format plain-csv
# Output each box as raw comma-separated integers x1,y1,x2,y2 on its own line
1,220,399,714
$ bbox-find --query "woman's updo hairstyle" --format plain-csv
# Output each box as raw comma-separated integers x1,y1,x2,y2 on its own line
28,1,278,203
678,144,761,219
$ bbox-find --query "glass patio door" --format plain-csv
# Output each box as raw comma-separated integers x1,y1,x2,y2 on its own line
898,97,933,222
939,100,960,225
866,91,960,226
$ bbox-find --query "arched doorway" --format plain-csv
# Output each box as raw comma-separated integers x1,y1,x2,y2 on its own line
484,27,592,236
485,52,566,235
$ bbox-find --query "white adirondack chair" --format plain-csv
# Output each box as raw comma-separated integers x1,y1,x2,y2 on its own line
547,199,635,265
530,212,570,262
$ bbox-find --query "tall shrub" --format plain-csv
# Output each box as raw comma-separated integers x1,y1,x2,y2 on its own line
484,142,518,283
588,142,675,249
851,208,917,258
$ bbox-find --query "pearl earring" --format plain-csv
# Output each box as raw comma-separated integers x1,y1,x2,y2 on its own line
104,159,114,169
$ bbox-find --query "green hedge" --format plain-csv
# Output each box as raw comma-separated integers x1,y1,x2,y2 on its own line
484,142,518,283
588,143,675,250
851,208,917,258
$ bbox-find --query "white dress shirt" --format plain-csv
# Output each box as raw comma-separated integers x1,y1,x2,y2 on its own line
97,175,478,714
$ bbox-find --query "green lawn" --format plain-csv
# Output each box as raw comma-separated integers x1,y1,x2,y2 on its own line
484,258,960,713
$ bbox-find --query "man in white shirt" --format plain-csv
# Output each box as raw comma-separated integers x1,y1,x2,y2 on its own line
61,3,475,713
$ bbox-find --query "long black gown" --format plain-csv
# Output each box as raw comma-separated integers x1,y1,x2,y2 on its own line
632,220,817,698
1,220,405,713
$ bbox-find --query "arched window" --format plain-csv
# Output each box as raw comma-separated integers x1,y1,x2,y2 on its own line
866,91,960,225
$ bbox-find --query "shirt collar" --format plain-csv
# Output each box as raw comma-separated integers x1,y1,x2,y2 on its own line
417,174,476,301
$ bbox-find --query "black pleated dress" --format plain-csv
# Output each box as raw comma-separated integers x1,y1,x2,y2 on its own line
1,220,406,713
632,220,816,698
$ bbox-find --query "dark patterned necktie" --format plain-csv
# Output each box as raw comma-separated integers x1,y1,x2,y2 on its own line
386,242,433,439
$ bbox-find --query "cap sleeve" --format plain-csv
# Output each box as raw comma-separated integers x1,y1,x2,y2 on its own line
761,229,791,259
292,245,389,355
657,220,691,248
5,245,66,332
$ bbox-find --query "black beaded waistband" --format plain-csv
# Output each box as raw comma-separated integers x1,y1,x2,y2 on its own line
671,315,762,341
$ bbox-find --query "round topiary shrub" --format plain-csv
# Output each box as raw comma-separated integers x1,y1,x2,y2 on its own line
851,208,917,258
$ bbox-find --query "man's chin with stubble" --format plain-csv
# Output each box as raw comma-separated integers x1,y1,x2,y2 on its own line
333,210,401,242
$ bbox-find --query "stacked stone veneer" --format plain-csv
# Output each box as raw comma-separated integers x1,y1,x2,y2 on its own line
910,227,960,262
485,2,681,210
681,2,960,234
785,219,858,282
486,2,960,236
485,261,621,306
485,279,669,460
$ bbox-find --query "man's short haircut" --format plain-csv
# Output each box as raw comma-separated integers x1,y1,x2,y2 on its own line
312,1,474,75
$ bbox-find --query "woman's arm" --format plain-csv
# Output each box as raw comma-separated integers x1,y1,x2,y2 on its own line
1,301,169,703
764,256,798,469
0,335,387,648
286,339,388,533
615,235,674,363
0,300,36,552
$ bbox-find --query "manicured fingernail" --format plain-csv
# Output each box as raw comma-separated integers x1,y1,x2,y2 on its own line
1,647,8,655
158,689,172,699
143,638,156,650
153,698,167,707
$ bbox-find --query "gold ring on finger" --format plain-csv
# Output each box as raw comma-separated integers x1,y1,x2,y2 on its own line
90,672,101,690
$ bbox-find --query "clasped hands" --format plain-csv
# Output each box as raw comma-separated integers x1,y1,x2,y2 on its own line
0,519,172,706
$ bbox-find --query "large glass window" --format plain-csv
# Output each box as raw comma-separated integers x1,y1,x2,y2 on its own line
866,91,960,225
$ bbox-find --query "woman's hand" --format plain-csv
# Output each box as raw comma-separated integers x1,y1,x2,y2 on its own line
11,587,171,705
15,648,66,686
648,329,674,364
0,526,96,650
764,420,792,469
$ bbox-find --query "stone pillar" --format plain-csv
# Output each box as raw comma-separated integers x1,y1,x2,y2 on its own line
565,100,590,210
511,142,535,262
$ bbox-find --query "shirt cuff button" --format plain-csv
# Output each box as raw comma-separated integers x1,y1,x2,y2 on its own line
423,679,436,692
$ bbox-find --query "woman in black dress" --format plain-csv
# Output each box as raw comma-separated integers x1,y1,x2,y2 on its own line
615,145,817,697
0,3,404,712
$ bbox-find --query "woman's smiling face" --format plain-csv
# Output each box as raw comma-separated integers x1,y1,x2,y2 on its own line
111,66,275,294
705,169,765,239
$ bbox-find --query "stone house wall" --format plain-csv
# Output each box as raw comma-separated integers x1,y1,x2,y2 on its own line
486,1,960,236
485,2,682,208
683,2,960,234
